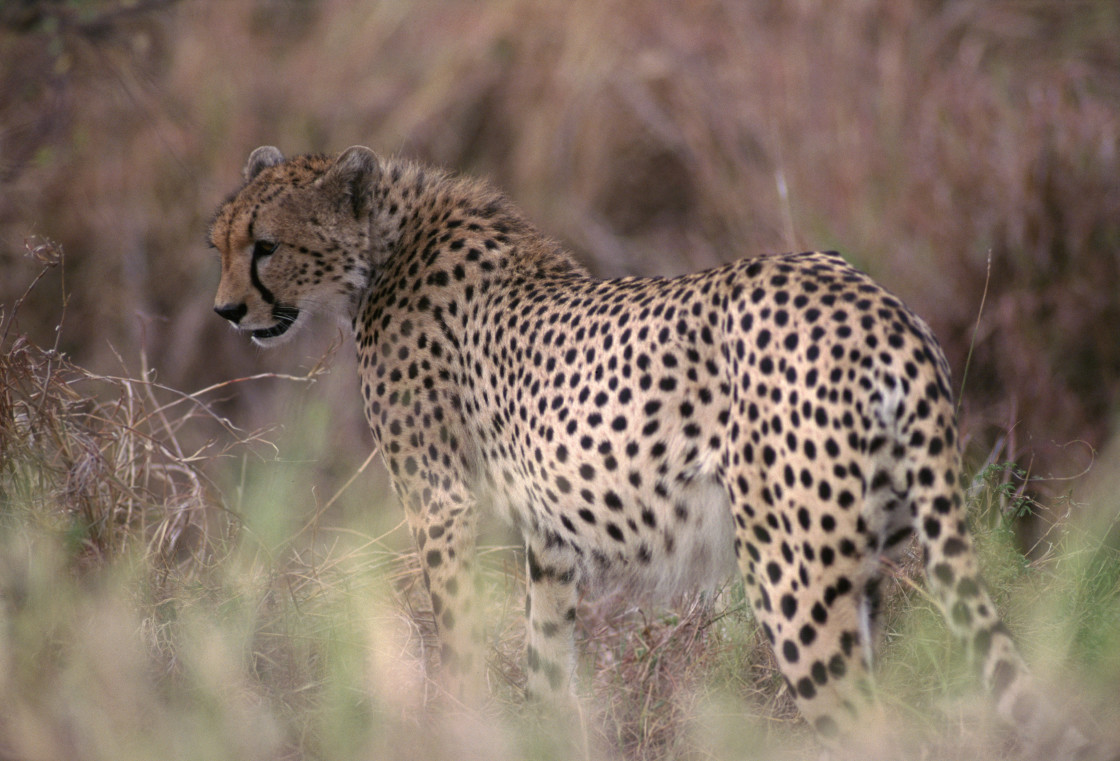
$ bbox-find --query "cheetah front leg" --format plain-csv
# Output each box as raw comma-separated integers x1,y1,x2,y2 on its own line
392,476,485,702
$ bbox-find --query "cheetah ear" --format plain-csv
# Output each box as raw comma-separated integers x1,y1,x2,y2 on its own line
320,145,381,219
243,146,285,181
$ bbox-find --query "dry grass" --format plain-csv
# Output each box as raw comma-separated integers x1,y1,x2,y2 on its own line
576,592,796,760
1,238,239,573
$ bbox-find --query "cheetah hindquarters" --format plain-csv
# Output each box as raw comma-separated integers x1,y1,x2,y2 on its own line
722,359,1089,756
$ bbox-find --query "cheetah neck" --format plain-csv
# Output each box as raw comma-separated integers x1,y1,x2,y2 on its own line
362,159,588,306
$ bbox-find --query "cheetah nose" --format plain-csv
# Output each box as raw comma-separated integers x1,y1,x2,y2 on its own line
214,302,248,324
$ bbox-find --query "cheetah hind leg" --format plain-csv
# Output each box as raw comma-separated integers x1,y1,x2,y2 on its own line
740,553,894,755
522,541,580,703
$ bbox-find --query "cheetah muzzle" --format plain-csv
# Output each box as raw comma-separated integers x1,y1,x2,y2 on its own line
251,304,300,341
209,144,1099,758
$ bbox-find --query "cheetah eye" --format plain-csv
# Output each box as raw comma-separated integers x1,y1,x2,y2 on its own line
253,240,279,258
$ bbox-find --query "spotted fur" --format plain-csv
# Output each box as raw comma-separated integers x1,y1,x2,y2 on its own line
211,146,1092,755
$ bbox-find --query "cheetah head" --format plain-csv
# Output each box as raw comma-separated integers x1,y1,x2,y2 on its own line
210,145,380,346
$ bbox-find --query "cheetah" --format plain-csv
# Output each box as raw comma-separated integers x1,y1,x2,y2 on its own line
210,145,1091,755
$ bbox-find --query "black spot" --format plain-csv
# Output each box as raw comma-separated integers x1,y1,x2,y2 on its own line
923,516,941,539
811,660,828,686
933,562,954,586
766,562,783,583
942,537,968,556
957,577,980,598
780,594,798,620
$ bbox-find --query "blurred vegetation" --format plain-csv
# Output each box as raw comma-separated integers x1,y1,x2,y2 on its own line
2,1,1120,758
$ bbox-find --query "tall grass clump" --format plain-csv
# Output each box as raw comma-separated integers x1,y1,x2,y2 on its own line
0,244,279,759
1,240,237,571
